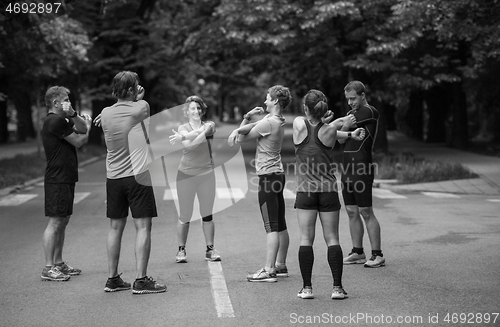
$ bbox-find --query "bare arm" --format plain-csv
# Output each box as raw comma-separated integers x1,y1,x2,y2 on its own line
333,114,356,144
64,114,92,148
228,106,264,147
62,102,88,134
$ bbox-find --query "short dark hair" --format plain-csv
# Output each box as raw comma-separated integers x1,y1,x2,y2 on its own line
302,89,328,120
344,81,366,95
184,95,208,116
112,71,139,99
268,85,292,110
45,86,70,109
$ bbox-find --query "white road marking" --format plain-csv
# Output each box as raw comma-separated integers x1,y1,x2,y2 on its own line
0,194,38,206
74,192,91,204
216,187,245,199
373,188,407,199
487,199,500,203
207,261,235,318
283,188,296,199
163,187,246,201
163,189,178,200
422,192,460,199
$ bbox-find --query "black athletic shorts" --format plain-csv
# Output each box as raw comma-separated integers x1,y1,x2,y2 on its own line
341,175,373,207
45,183,75,218
258,173,287,233
294,191,341,212
106,171,157,219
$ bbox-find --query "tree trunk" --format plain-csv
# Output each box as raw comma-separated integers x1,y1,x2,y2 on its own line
449,82,469,149
373,101,388,153
11,89,35,142
0,99,8,143
405,91,424,140
424,86,448,142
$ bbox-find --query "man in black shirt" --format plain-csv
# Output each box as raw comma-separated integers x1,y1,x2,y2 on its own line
41,86,91,281
339,81,385,268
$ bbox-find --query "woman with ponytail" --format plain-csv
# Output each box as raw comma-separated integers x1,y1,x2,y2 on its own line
293,89,364,299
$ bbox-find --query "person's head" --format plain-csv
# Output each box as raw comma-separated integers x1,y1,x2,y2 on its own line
266,85,292,112
112,71,139,100
302,89,328,121
183,95,207,120
344,80,367,111
45,86,70,111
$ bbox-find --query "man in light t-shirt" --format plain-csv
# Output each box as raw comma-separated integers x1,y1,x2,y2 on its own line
95,71,166,294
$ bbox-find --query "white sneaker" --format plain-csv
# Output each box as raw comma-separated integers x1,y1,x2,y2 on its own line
343,252,366,265
297,287,314,299
331,286,348,300
246,268,277,282
364,255,385,268
205,249,221,262
175,249,187,263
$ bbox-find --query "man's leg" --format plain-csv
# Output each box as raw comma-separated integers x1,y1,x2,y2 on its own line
345,205,364,248
43,217,66,267
107,218,127,278
359,206,381,250
134,217,152,279
53,216,70,264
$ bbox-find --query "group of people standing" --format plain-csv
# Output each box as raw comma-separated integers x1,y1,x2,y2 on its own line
40,70,385,299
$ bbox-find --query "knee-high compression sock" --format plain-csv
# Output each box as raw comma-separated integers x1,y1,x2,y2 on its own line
328,245,343,287
298,246,314,288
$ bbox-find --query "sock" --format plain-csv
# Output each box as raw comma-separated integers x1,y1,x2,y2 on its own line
206,245,214,252
298,246,314,288
276,262,286,268
45,265,52,269
352,247,363,255
109,275,120,280
136,276,147,281
179,246,186,251
328,245,343,287
372,250,383,257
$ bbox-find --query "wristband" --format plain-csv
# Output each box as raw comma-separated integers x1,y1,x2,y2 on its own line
69,111,78,118
243,114,251,121
347,132,352,139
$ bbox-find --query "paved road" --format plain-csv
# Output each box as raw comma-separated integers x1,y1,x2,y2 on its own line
1,123,499,327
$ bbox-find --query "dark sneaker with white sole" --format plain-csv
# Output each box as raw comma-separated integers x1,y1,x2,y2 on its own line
104,274,131,292
132,276,167,294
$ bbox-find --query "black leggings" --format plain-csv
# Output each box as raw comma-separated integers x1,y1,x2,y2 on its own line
176,170,215,223
258,173,287,233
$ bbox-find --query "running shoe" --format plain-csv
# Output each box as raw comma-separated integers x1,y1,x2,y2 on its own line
41,266,70,281
175,249,187,263
205,249,221,262
57,262,81,276
364,255,386,268
297,287,314,299
104,273,131,292
246,268,277,282
275,265,289,277
343,252,366,265
132,276,167,294
331,286,348,300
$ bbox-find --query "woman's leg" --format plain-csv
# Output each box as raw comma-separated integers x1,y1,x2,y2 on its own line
297,209,317,288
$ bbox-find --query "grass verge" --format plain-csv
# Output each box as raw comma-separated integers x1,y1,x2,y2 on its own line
374,152,478,184
0,144,106,189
